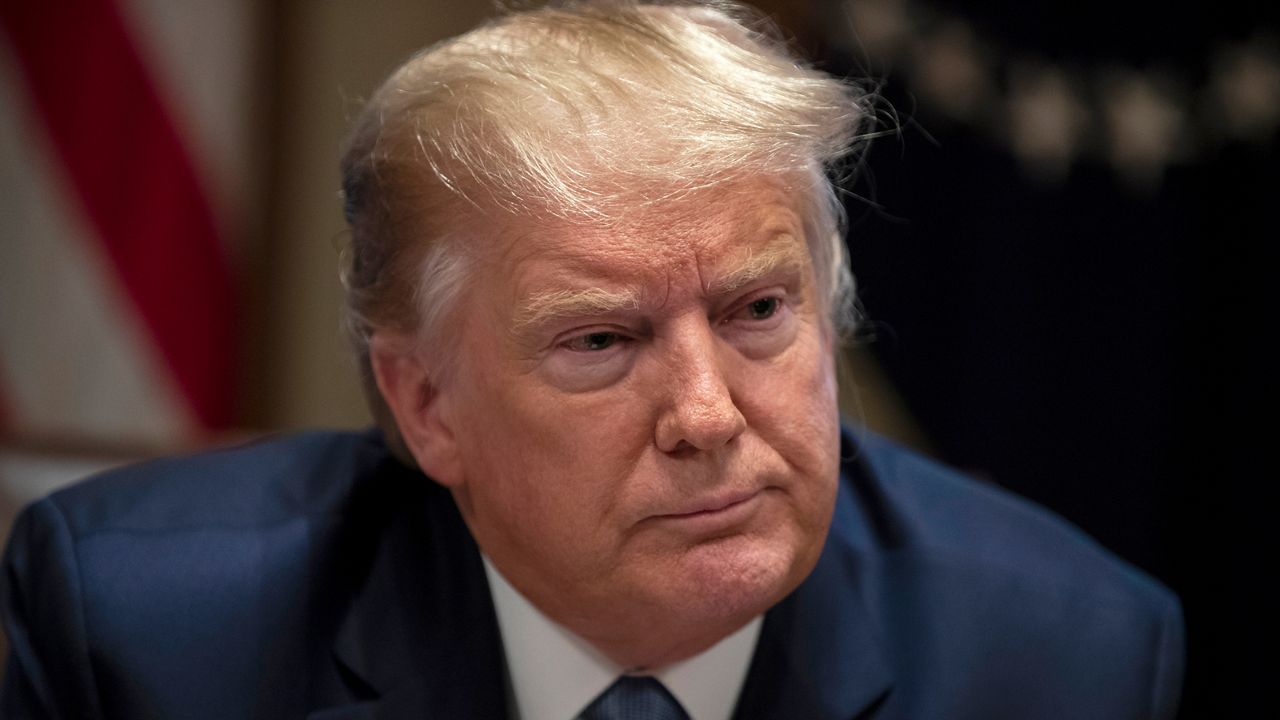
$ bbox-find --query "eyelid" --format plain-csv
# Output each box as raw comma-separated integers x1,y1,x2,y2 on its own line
561,332,619,353
721,286,789,322
552,324,634,352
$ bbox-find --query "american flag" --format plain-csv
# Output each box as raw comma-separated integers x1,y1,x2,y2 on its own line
0,0,255,449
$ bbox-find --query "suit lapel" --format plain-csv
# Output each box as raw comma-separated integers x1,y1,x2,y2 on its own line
314,470,509,720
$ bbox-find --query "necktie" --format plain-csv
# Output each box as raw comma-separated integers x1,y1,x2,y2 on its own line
578,675,691,720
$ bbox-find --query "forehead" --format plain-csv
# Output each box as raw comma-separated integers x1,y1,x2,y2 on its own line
488,179,810,294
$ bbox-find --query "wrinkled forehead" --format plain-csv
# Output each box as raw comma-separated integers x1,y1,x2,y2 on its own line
445,181,813,341
481,177,810,282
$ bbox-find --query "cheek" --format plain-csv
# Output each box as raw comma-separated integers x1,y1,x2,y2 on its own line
458,378,652,547
743,329,839,457
514,363,661,464
738,334,841,539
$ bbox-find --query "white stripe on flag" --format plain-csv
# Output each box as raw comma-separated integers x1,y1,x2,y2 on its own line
117,0,258,254
0,49,196,446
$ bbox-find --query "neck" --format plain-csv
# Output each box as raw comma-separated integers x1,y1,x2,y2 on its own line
585,619,748,671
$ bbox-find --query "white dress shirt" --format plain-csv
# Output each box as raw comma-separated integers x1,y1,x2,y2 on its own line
483,557,762,720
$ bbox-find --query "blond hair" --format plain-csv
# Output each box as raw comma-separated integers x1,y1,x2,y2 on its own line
340,0,873,451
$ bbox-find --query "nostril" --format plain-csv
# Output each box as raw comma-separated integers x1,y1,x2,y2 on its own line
659,392,746,453
665,439,699,458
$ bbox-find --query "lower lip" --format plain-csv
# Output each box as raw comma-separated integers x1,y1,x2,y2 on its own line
655,491,766,533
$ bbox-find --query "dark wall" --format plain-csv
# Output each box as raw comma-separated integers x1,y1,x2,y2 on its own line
816,1,1277,716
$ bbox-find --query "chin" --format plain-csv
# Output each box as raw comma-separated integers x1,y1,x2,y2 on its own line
657,528,816,627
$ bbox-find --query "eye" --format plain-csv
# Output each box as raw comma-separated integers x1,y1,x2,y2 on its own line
544,327,637,392
562,331,622,352
719,290,794,359
725,295,784,325
744,297,780,320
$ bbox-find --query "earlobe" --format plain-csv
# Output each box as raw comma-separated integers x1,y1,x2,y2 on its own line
368,334,465,487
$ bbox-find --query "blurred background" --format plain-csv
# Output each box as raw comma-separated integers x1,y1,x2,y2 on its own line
1,0,1274,716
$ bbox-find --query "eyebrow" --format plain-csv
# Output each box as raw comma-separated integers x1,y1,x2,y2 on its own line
512,286,643,330
511,236,807,331
706,237,808,297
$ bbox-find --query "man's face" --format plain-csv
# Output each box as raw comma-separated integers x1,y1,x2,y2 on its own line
436,178,841,663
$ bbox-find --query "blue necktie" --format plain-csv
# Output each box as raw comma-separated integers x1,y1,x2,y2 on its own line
578,676,691,720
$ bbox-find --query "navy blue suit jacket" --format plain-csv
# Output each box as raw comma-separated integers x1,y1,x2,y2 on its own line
1,428,1184,719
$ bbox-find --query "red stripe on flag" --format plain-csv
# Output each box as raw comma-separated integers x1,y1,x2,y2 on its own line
1,0,239,431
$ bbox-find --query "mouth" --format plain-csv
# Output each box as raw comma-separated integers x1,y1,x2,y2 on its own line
651,489,767,532
665,489,759,517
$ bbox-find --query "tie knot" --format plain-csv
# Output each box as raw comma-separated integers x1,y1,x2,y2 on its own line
579,675,691,720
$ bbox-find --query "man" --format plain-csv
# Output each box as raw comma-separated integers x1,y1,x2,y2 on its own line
1,2,1183,719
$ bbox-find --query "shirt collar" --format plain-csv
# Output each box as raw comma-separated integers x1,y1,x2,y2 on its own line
483,556,761,720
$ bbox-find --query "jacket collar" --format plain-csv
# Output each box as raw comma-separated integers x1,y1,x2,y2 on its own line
314,458,509,720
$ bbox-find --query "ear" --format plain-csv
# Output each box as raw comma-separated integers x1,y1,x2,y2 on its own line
368,332,465,487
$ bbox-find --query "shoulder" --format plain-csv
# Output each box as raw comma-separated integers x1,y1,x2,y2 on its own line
3,429,415,608
0,429,424,717
5,428,420,628
843,428,1174,608
835,428,1184,718
39,429,394,536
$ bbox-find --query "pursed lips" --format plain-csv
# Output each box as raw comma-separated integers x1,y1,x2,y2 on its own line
656,488,763,519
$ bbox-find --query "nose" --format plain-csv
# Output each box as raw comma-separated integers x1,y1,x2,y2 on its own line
654,323,747,454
